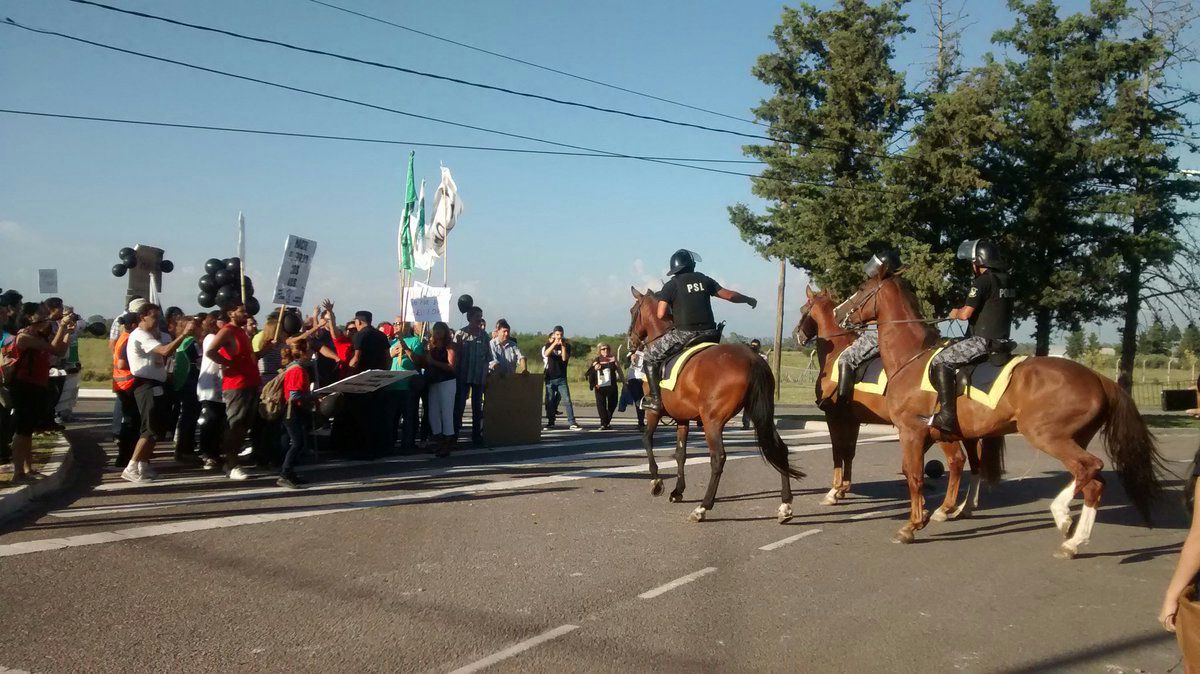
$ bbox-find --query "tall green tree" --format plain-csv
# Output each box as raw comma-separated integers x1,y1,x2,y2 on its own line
987,0,1133,355
1066,329,1087,358
1168,323,1183,347
1139,318,1170,354
730,0,911,299
1088,332,1104,353
1178,322,1200,357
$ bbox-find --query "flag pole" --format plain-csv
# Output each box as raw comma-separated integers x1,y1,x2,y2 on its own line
274,305,286,341
237,211,247,305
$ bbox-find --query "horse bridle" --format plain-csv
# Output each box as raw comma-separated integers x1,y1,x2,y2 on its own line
839,278,885,331
795,300,860,347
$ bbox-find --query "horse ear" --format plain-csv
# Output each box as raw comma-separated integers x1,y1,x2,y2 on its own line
805,284,814,300
630,286,642,300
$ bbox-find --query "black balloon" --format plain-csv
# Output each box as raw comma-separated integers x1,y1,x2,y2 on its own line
198,275,217,293
118,247,136,262
161,259,174,273
205,258,224,275
224,257,241,273
112,264,128,278
197,292,215,309
924,459,945,479
245,296,261,316
215,284,237,304
123,257,137,269
281,311,302,335
242,277,255,296
457,294,474,314
214,269,233,287
216,295,235,311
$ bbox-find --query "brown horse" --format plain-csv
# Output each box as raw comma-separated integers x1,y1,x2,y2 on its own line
794,285,1003,518
628,287,803,522
841,275,1163,558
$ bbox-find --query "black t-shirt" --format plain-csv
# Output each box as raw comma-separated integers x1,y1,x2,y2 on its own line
965,270,1013,340
544,341,570,380
658,272,720,331
351,325,392,371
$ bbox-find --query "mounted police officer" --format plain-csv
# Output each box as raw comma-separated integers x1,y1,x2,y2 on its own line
641,249,758,414
928,239,1015,434
830,250,902,407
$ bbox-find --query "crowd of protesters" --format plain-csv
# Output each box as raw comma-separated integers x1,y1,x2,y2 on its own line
1,288,668,489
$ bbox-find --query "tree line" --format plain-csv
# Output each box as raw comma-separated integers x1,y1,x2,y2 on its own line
730,0,1200,391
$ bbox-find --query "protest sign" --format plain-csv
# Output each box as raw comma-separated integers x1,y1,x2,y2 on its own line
272,235,317,306
38,269,58,294
314,369,412,395
407,281,451,323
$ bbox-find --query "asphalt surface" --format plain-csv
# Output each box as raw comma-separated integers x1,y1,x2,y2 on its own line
0,400,1196,673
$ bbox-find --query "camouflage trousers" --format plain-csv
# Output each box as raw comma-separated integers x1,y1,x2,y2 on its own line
642,328,719,374
840,331,879,370
929,335,991,370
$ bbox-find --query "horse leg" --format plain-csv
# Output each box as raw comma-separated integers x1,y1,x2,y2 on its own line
894,433,933,544
1030,435,1105,559
644,413,663,497
931,441,967,522
1058,475,1106,560
778,435,795,523
952,438,984,519
821,415,859,506
689,420,727,522
669,422,688,503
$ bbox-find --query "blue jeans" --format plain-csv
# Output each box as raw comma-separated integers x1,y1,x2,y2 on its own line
544,377,576,426
454,380,485,440
282,410,310,478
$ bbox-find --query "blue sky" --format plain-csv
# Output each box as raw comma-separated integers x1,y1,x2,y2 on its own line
0,0,1182,342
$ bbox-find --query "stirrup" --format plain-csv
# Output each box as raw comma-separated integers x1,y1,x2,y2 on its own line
641,395,662,413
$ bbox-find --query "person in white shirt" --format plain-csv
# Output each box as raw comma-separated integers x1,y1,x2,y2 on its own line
619,350,648,431
122,303,194,483
196,310,227,470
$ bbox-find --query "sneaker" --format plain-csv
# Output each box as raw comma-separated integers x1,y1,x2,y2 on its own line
276,476,302,489
121,466,147,483
237,447,253,458
228,467,251,481
569,424,584,431
138,462,159,480
202,457,219,471
289,474,310,486
544,423,556,430
600,424,611,431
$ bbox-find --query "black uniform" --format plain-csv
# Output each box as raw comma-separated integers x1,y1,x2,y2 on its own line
643,272,721,369
931,270,1014,370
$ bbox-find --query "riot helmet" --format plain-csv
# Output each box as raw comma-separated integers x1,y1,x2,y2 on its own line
667,249,701,276
863,250,902,280
956,239,1007,271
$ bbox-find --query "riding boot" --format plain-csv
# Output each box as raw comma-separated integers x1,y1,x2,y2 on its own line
642,367,663,413
836,360,855,405
928,364,960,434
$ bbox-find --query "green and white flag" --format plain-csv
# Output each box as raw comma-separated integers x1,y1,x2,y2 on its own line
398,151,416,272
412,179,435,271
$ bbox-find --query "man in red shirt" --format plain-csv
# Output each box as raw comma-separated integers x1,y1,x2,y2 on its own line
204,301,262,480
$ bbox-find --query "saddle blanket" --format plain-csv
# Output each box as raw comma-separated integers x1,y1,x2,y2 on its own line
920,348,1028,410
661,342,718,391
830,353,888,395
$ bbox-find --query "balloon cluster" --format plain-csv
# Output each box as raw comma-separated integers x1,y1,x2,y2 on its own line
111,247,173,278
196,257,260,315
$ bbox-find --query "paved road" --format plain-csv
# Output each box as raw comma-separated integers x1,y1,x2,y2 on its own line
0,401,1196,672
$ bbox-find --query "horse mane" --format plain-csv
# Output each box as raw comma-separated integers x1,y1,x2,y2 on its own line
889,277,940,346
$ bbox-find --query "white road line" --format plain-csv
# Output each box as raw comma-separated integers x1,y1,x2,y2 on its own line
758,528,821,551
638,567,718,599
850,511,887,520
52,433,843,518
448,624,580,674
0,434,898,558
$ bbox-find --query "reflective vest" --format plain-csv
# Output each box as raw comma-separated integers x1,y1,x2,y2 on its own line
112,331,134,392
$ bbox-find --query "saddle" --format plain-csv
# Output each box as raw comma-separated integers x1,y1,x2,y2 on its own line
658,323,725,392
922,345,1027,410
831,353,888,395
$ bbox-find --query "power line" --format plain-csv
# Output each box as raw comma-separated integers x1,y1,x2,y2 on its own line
302,0,763,128
62,0,910,165
0,108,765,163
2,17,908,195
64,0,774,144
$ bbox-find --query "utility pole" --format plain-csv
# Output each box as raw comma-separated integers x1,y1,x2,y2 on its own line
773,258,786,400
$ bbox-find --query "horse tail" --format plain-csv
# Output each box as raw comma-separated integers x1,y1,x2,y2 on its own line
979,436,1006,484
746,355,805,479
1100,376,1164,524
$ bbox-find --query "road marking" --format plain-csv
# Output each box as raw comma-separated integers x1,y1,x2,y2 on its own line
850,511,886,520
638,567,718,599
1,434,898,557
758,528,821,551
448,624,580,674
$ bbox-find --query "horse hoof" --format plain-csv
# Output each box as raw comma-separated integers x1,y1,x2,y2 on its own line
689,507,707,522
651,480,664,497
669,491,684,503
1054,543,1078,560
777,503,793,524
892,529,915,544
820,488,839,506
930,508,949,523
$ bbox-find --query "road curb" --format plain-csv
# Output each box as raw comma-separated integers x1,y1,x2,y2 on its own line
0,436,75,523
78,389,115,400
778,418,895,435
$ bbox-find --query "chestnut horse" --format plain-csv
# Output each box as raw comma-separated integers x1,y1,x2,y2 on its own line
628,287,803,523
794,285,1003,519
841,275,1163,558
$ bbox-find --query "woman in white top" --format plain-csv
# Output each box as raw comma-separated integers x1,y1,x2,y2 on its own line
618,350,647,430
196,311,226,469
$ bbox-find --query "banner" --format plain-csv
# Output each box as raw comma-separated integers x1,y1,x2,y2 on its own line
272,235,318,306
407,281,451,323
38,269,58,294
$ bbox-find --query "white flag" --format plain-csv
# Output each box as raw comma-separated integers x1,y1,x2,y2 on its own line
430,166,462,257
413,180,437,271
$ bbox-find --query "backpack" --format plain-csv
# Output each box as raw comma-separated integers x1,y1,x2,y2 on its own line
257,365,292,422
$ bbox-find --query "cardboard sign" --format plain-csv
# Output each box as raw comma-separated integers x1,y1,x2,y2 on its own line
407,281,451,323
272,235,318,306
126,245,164,305
484,372,543,446
314,369,412,395
38,269,58,294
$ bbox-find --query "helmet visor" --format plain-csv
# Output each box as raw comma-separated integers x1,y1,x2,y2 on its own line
956,239,978,262
863,255,883,279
